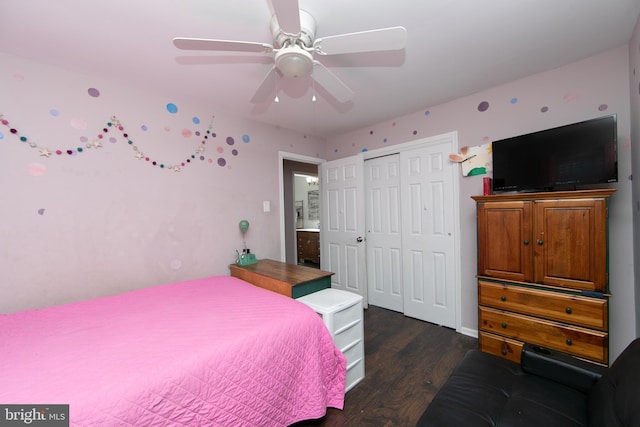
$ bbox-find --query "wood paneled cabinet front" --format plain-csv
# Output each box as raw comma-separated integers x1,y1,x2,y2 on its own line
475,189,614,293
297,230,320,264
473,189,614,365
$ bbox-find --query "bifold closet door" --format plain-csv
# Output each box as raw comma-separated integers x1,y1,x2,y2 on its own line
401,143,456,328
365,154,403,312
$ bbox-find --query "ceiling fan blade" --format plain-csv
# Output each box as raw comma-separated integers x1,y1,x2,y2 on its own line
312,61,354,103
173,37,273,53
270,0,301,35
313,26,407,55
250,66,280,104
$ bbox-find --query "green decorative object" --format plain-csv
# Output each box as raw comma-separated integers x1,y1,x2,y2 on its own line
236,219,257,265
237,252,257,266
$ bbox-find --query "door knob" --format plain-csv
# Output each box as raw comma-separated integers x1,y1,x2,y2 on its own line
356,236,364,243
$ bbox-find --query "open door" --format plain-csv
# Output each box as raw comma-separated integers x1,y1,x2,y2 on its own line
320,154,368,305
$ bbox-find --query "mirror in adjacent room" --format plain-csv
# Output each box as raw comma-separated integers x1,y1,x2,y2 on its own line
294,173,320,268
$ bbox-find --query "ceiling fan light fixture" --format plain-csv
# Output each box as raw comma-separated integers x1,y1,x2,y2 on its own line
274,46,314,78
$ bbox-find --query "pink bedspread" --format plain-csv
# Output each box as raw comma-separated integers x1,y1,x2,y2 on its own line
0,276,346,426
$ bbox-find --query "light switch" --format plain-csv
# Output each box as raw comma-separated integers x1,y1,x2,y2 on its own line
263,201,270,212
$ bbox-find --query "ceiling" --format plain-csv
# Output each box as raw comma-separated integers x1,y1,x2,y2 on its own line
2,0,639,138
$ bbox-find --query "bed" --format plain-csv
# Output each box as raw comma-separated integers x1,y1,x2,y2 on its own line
0,276,347,426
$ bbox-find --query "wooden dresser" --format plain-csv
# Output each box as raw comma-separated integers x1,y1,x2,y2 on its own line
229,259,332,298
297,230,320,264
472,189,614,365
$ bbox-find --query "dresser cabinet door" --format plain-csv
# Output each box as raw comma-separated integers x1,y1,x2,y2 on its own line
477,201,533,282
533,198,608,292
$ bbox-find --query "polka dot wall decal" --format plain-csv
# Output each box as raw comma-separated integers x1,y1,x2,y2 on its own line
141,125,148,131
424,110,430,116
510,97,518,104
217,146,224,153
70,117,87,130
242,134,250,143
50,109,60,117
181,128,192,138
383,138,388,143
166,103,178,114
27,163,47,176
563,92,580,103
541,106,549,113
598,104,608,112
477,101,489,112
413,130,418,135
370,130,374,135
232,149,238,156
226,136,235,145
362,148,368,152
217,158,227,167
87,88,100,98
192,117,201,125
37,208,45,216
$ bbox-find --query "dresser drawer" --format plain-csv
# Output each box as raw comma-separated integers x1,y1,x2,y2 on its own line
342,338,365,367
333,301,362,333
334,318,363,352
479,306,608,364
345,355,365,392
479,280,608,330
479,331,523,364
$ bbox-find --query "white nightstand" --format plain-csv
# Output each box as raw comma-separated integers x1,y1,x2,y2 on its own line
297,289,365,392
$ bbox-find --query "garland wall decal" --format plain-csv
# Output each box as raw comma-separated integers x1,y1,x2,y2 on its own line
0,114,246,172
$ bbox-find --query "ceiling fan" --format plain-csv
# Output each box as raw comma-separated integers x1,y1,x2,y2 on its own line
172,0,407,104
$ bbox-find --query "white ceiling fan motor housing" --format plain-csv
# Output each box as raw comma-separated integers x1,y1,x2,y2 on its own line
271,10,317,79
270,9,317,48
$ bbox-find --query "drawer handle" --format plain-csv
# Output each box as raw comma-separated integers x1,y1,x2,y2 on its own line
565,307,572,314
501,322,507,329
523,239,529,245
566,338,573,346
537,239,544,245
501,295,507,302
501,348,507,355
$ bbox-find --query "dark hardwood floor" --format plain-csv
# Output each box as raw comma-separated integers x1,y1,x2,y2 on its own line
292,305,478,427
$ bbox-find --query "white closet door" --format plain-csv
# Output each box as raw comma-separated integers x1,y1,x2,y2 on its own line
320,154,368,304
401,141,457,328
365,155,403,312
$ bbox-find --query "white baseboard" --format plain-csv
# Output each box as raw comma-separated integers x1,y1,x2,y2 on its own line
457,326,478,339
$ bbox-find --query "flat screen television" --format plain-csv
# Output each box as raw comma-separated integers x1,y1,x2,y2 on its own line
491,114,618,192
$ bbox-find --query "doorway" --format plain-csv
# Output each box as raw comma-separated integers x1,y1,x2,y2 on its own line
279,153,324,266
